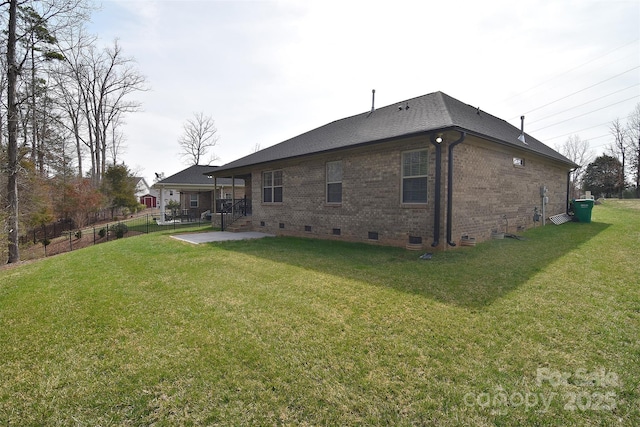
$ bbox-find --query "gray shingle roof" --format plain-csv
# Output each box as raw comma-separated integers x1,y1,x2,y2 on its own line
154,165,243,186
210,91,575,174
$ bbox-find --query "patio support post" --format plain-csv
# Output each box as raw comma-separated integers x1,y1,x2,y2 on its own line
213,177,217,215
159,184,165,221
232,175,236,217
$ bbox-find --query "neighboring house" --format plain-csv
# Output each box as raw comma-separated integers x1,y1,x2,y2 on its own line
131,177,157,208
132,177,151,199
140,194,157,209
152,165,244,220
208,91,577,249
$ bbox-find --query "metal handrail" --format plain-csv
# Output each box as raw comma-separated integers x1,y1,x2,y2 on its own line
220,197,250,230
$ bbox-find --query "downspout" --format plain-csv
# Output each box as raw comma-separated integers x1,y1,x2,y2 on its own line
429,134,443,247
446,131,466,247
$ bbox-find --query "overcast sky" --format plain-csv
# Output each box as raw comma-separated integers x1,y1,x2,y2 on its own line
88,0,640,184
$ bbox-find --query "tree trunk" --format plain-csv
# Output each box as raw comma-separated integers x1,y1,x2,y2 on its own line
6,0,20,263
31,37,38,166
74,129,83,178
636,138,640,198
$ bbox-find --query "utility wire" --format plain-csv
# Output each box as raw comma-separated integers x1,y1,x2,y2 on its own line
527,83,640,126
543,120,617,141
503,39,639,103
530,95,640,132
519,66,640,117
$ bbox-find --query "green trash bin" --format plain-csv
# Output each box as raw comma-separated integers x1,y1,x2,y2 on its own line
573,199,594,223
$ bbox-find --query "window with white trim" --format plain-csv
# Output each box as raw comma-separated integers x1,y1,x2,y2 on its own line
402,149,428,203
326,161,343,204
190,194,198,208
263,170,283,203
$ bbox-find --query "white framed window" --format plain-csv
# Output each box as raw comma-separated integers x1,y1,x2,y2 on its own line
263,170,283,203
326,161,343,204
190,194,198,208
513,157,525,167
402,149,428,203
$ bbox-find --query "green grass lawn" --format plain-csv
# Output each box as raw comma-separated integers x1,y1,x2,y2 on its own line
1,200,638,426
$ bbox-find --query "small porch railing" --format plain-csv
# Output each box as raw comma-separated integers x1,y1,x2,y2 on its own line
220,197,251,231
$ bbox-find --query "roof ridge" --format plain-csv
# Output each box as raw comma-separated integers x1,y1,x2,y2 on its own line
210,91,575,174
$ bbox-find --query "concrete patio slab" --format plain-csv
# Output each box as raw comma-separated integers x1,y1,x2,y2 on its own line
171,231,275,244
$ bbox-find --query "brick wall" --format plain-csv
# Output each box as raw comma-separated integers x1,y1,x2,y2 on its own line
250,136,435,247
451,136,568,243
241,134,570,249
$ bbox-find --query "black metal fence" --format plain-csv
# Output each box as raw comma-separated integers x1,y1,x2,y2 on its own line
85,213,212,240
20,219,74,245
20,213,214,258
20,207,141,245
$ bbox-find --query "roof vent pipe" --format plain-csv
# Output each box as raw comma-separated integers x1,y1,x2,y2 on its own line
518,116,527,144
371,89,376,113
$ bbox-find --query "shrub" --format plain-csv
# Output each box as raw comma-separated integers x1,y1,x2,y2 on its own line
75,230,82,240
98,228,107,238
113,223,128,239
42,238,51,256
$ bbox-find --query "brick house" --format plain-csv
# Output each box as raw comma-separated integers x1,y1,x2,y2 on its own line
153,165,244,221
207,91,576,249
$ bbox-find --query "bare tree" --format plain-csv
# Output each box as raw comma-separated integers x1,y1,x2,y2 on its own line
7,0,91,175
627,103,640,197
88,40,146,183
3,0,91,263
6,0,20,263
51,33,145,183
608,118,628,198
557,134,593,199
107,112,126,165
48,27,94,178
178,112,220,165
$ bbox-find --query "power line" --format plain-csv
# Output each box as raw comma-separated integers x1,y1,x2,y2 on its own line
503,39,639,104
530,95,640,133
517,66,640,118
543,120,616,141
527,83,640,126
